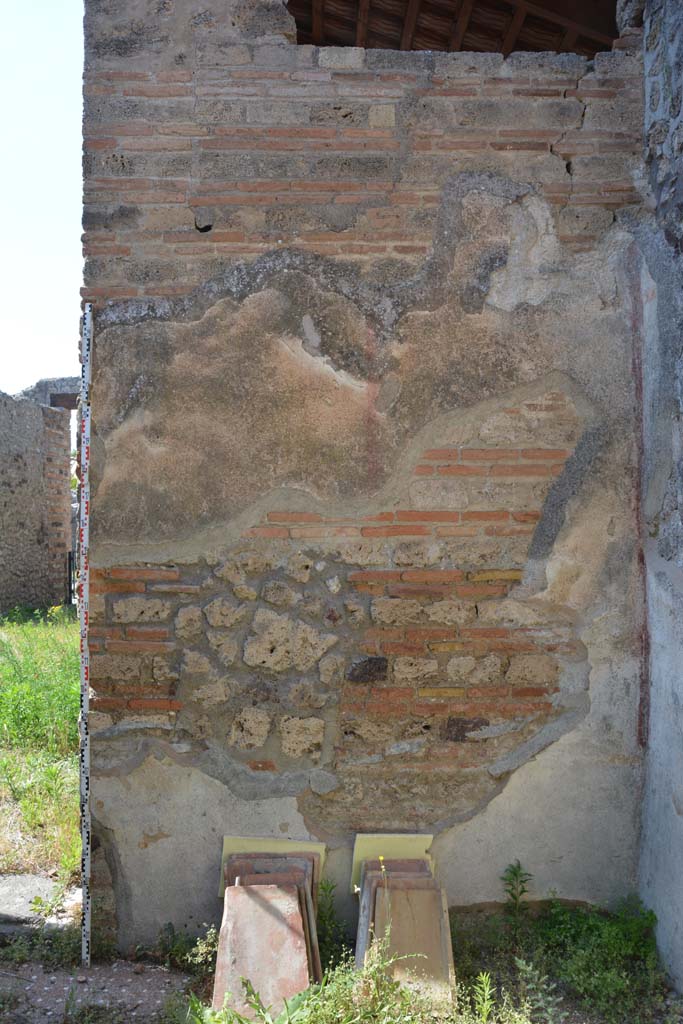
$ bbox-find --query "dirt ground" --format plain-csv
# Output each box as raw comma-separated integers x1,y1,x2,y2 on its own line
0,960,189,1023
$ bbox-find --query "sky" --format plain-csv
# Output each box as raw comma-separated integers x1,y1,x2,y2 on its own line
0,0,84,395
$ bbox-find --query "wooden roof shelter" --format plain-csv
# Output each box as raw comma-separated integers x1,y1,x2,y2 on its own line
287,0,618,58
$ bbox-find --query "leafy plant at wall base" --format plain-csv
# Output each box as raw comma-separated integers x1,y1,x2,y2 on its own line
515,957,567,1024
502,861,532,920
501,861,532,948
185,924,219,978
316,879,350,970
472,971,495,1023
529,896,665,1022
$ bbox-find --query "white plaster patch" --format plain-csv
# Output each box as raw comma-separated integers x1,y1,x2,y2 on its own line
93,756,311,945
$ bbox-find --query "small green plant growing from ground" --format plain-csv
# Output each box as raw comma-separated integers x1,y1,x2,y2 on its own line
529,896,665,1023
185,924,220,978
0,608,80,880
515,958,566,1024
316,879,350,971
501,861,533,950
472,970,495,1023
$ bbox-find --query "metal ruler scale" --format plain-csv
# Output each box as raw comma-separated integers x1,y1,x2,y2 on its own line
79,304,93,967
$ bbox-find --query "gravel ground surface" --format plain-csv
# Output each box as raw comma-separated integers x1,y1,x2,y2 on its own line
0,960,189,1023
1,960,682,1024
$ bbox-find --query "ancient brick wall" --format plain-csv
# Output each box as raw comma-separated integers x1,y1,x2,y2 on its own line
0,393,72,614
83,1,648,947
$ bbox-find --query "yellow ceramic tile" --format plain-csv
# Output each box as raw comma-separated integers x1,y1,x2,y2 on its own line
218,837,327,896
350,833,433,892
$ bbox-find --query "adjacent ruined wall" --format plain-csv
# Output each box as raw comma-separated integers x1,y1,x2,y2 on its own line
15,377,80,408
0,393,72,614
83,0,648,947
633,0,683,991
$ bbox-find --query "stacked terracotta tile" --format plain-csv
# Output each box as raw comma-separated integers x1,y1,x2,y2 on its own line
212,853,322,1016
355,859,455,999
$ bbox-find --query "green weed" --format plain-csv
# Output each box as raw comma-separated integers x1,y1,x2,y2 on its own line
515,958,566,1024
173,935,535,1024
0,922,114,970
472,971,495,1023
0,749,79,878
0,612,80,878
501,861,532,950
316,879,351,970
453,863,666,1024
0,610,79,754
529,896,665,1022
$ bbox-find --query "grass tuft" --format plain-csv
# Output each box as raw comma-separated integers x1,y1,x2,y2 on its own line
0,608,80,880
0,608,79,754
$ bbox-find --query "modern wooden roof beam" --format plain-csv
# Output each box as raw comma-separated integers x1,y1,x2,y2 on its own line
559,27,579,50
448,0,474,51
288,0,616,56
312,0,324,44
510,0,614,46
501,3,526,55
400,0,422,49
355,0,370,46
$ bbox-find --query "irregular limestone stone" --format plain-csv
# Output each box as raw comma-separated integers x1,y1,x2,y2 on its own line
302,597,324,618
216,548,278,581
334,541,389,566
506,654,559,688
309,769,339,795
112,597,171,622
90,653,142,682
371,598,423,625
393,657,439,683
280,716,325,759
319,653,346,686
233,581,259,601
89,594,105,622
344,599,366,624
89,711,114,734
230,708,272,749
243,609,337,672
343,717,394,745
262,580,302,608
477,599,556,626
470,654,505,686
175,605,204,642
194,679,233,705
153,656,178,683
182,650,216,680
286,552,313,583
289,681,327,709
446,656,477,682
426,600,476,626
207,630,239,666
204,597,249,629
393,542,444,567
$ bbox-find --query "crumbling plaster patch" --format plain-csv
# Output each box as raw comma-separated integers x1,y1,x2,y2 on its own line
89,180,638,566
